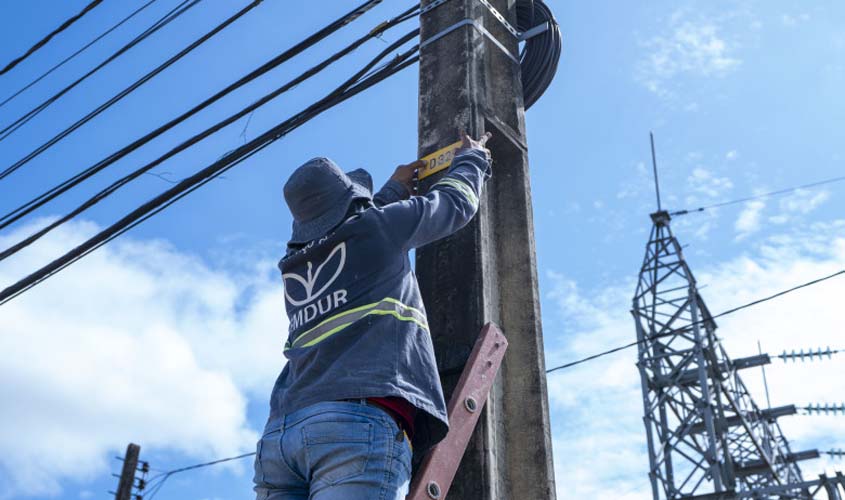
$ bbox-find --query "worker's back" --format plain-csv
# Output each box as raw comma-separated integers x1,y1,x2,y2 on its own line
270,205,448,452
254,137,491,499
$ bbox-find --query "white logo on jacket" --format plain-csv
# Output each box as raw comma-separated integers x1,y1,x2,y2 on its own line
283,243,349,331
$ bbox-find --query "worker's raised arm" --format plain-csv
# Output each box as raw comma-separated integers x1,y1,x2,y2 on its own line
372,161,420,207
376,133,492,251
372,179,408,207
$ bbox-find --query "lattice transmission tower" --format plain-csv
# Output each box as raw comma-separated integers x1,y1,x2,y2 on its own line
631,209,845,499
633,210,807,498
628,134,845,499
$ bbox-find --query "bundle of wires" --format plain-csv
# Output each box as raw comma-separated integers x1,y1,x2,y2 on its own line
0,0,393,228
0,4,422,304
0,0,203,145
0,0,565,304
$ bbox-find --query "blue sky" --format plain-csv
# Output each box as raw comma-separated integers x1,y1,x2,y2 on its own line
1,1,844,499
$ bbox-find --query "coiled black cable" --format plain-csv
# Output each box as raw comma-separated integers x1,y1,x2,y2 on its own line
517,0,561,109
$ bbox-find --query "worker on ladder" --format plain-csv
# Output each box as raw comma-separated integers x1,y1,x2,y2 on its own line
253,132,493,499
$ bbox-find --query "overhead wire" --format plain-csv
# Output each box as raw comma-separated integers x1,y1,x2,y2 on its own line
0,0,162,110
0,0,565,303
131,272,845,494
143,452,256,500
669,174,845,217
0,0,202,146
0,0,104,76
0,22,422,304
154,451,256,477
0,0,564,223
0,0,264,181
0,0,389,229
125,274,845,494
0,10,419,263
0,49,421,304
545,269,845,374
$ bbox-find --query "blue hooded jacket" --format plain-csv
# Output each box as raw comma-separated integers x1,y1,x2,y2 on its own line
266,147,491,452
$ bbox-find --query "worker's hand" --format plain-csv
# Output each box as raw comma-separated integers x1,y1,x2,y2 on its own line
391,160,424,195
458,131,492,160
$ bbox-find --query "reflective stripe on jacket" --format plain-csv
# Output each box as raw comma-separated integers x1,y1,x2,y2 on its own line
265,147,491,453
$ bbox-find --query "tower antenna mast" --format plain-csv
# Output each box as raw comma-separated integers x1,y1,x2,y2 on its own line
650,131,662,211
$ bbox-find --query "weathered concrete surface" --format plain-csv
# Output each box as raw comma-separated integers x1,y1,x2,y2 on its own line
416,1,556,498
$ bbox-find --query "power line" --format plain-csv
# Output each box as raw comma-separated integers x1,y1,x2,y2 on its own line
545,269,845,374
1,50,420,305
156,452,256,477
0,0,162,110
0,0,104,76
0,0,264,181
0,0,201,147
0,12,418,263
0,0,389,230
670,174,845,216
143,452,255,500
126,231,841,493
0,28,421,305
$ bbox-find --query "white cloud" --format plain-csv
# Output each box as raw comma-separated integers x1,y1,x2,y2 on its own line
0,220,288,498
735,199,766,237
545,273,651,499
736,188,831,232
688,167,734,199
544,220,845,499
684,101,699,112
726,150,738,160
769,190,831,226
637,10,741,98
781,13,810,27
616,161,652,202
781,189,830,215
677,167,734,241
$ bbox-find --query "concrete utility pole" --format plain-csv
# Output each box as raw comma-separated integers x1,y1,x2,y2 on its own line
416,1,556,498
114,443,140,500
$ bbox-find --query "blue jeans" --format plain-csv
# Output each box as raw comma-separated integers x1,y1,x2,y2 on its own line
253,401,412,500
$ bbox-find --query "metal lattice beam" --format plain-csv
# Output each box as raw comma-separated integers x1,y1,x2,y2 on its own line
632,211,816,499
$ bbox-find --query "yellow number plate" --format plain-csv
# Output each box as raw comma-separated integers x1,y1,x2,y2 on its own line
418,141,463,180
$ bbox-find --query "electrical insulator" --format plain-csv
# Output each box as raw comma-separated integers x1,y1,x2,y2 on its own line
777,346,840,362
802,403,845,416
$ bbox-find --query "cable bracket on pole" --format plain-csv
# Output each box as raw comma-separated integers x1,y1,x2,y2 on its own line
421,0,520,38
518,21,550,41
419,0,555,67
419,0,453,16
476,0,518,37
420,18,518,63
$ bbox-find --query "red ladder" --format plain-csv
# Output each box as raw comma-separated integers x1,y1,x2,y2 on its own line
407,322,508,500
